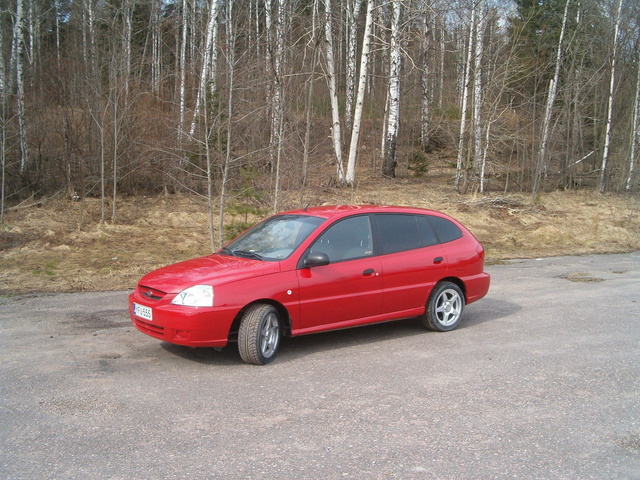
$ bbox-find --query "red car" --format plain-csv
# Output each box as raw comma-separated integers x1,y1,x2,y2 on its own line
129,205,490,364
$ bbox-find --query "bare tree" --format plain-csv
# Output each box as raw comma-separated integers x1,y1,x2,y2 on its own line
270,0,287,211
189,0,221,138
10,0,29,172
455,0,476,192
472,1,486,190
599,0,623,193
627,46,640,191
150,0,162,96
0,19,5,223
382,0,402,178
219,0,237,248
420,4,431,151
533,0,570,196
346,0,375,186
178,0,188,150
345,0,363,134
324,0,346,182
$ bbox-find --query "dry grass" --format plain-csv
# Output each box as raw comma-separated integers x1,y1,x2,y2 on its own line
1,177,639,295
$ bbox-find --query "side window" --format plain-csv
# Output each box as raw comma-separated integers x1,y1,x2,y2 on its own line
375,214,422,254
428,215,463,243
310,216,373,263
417,216,439,247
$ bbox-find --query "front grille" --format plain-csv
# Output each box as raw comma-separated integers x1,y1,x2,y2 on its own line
139,285,166,301
134,318,165,336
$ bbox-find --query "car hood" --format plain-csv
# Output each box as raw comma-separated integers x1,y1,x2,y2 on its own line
137,254,281,293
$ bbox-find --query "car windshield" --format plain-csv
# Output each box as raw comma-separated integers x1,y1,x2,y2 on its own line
220,214,324,261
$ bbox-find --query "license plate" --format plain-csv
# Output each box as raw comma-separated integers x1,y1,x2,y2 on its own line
133,303,153,321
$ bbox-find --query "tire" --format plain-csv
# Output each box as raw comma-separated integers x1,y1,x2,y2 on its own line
422,282,465,332
238,304,281,365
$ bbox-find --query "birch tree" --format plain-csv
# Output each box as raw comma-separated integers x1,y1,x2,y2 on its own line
1,19,5,223
178,0,188,149
382,0,402,178
627,47,640,191
599,0,623,193
455,0,476,191
345,0,363,133
219,0,237,248
83,0,97,82
10,0,29,172
472,1,486,190
533,0,570,196
420,4,430,151
150,0,162,96
302,1,321,188
346,0,375,185
189,0,220,138
267,0,287,211
324,0,346,182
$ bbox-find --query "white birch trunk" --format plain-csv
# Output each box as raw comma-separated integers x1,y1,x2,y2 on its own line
302,0,321,188
0,15,5,103
599,0,623,193
346,0,374,185
438,18,445,110
473,3,485,188
456,30,465,110
151,0,162,95
345,0,363,133
81,1,88,74
383,0,402,178
54,0,61,70
455,1,476,192
323,0,345,182
12,0,29,172
219,0,236,248
189,0,220,137
82,0,96,81
420,6,430,151
123,0,133,98
27,0,37,69
1,26,5,224
626,49,640,191
272,0,286,208
178,0,188,149
534,0,570,195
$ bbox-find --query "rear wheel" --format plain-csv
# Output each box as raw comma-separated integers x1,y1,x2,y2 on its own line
422,282,465,332
238,304,281,365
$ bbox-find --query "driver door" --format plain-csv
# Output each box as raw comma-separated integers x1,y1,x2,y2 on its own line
295,215,383,333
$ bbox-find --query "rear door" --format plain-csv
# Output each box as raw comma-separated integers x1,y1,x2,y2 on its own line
374,214,448,318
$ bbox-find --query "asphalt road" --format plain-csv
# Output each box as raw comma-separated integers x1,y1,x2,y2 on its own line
1,253,639,480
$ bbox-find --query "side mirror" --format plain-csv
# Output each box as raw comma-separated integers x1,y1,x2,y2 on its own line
304,251,330,267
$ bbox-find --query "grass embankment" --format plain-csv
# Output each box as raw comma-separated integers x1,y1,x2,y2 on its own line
1,178,639,294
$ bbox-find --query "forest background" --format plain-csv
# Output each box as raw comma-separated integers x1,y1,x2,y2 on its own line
1,0,640,294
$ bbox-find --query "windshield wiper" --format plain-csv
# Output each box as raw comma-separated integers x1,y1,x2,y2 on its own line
231,250,263,261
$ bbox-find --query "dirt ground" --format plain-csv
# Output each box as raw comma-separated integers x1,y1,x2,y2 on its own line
1,176,639,295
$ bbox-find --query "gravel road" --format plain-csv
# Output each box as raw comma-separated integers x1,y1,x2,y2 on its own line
1,252,639,479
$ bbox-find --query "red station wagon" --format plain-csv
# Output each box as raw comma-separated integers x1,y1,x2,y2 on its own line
129,205,490,364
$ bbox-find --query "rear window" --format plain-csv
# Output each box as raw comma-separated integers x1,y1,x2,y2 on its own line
428,216,463,243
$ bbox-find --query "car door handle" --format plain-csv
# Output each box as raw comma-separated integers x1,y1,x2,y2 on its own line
433,257,444,264
362,268,377,276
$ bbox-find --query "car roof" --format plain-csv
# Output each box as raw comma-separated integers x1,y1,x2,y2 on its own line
280,205,445,220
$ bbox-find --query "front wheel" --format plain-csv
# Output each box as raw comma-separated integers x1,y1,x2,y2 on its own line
238,304,281,365
421,282,465,332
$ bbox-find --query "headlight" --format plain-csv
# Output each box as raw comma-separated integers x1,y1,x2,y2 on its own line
171,285,214,307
